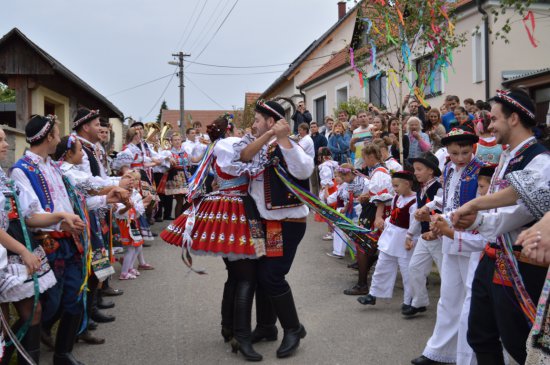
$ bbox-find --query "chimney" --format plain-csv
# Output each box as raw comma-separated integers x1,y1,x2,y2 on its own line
338,1,346,20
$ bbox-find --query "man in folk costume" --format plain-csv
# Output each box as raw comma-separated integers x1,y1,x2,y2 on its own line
453,89,550,365
10,115,87,365
72,108,129,341
411,126,484,365
234,100,314,358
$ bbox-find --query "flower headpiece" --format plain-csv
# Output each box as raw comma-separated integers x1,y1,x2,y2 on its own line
73,109,100,130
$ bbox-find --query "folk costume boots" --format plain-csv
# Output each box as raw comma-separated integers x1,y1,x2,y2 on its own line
270,289,306,358
221,277,237,342
53,312,85,365
251,287,278,344
19,324,41,365
230,281,262,362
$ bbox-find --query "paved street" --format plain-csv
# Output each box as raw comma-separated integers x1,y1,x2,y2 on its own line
43,217,441,365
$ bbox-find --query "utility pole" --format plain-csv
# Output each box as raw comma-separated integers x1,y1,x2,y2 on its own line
169,52,191,139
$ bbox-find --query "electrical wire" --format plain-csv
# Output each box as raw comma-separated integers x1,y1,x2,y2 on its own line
107,72,176,97
185,52,336,69
179,0,210,51
188,0,232,54
175,0,201,50
187,70,286,76
184,75,225,109
142,68,178,118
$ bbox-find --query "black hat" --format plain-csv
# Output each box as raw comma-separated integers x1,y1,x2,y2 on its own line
255,100,285,121
409,152,442,177
26,114,56,144
441,125,479,146
479,164,497,178
392,170,415,181
73,108,100,130
130,120,145,128
490,88,536,126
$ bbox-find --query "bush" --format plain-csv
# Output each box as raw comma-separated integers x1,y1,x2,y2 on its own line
333,97,371,118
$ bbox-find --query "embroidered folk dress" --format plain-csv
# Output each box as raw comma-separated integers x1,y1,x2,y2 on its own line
164,146,190,196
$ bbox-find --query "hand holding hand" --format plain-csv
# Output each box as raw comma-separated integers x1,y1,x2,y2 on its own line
60,213,85,235
374,217,385,231
405,238,414,251
518,217,550,265
414,206,431,222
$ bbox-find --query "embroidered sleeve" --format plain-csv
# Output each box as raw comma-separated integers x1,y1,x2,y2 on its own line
131,189,145,216
215,137,250,177
507,169,550,220
9,168,46,219
231,134,267,177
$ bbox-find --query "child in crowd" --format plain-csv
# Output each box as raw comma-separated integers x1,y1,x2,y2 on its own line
411,126,484,365
453,106,476,134
357,171,417,311
326,163,364,259
403,152,443,317
474,110,503,165
317,147,339,240
372,137,403,174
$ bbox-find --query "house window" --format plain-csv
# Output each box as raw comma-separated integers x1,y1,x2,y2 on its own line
336,86,348,108
472,27,485,83
314,96,326,124
415,55,442,98
368,73,387,108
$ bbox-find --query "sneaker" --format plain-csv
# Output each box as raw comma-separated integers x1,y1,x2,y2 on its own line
129,269,141,276
119,273,137,280
326,252,344,259
322,233,333,241
138,263,155,270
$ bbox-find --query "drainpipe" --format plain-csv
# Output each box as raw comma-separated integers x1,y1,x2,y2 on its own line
476,0,490,100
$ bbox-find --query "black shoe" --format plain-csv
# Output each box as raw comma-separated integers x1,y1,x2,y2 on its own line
251,324,278,344
143,242,152,247
411,355,440,365
88,319,98,331
232,281,263,362
97,293,115,309
155,217,163,222
41,328,55,349
91,309,115,323
54,312,84,365
357,294,376,305
402,306,427,317
164,216,174,220
347,262,359,270
270,289,306,358
152,232,158,237
100,287,124,296
53,352,85,365
401,303,411,313
475,352,505,365
221,326,233,343
77,330,105,345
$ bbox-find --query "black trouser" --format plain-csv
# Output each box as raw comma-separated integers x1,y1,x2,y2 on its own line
153,172,173,219
467,254,547,364
257,222,307,296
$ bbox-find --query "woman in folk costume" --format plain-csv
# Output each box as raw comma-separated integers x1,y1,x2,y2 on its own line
357,171,417,310
474,110,503,165
344,143,394,296
161,115,266,361
119,127,157,241
9,115,88,365
163,132,191,217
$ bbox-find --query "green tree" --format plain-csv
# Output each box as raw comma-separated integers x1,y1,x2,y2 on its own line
0,83,15,102
333,97,371,118
156,100,168,123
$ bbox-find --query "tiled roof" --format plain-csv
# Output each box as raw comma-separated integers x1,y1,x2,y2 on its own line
299,47,350,88
245,92,261,106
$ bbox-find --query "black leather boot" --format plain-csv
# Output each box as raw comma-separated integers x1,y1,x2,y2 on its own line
96,291,114,310
230,281,262,362
221,277,237,342
475,352,505,365
53,312,85,365
89,288,115,323
18,324,41,365
251,287,278,344
270,289,306,358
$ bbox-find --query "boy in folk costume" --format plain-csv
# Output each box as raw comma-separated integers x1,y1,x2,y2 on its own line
411,126,484,365
452,89,550,365
404,152,443,317
10,115,88,365
234,100,314,358
317,147,339,241
357,171,417,310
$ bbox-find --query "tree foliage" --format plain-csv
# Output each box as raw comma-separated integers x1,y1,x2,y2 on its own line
156,100,168,123
333,97,371,118
0,83,15,103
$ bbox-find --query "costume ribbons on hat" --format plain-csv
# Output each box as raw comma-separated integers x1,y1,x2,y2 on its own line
26,114,56,143
495,90,536,121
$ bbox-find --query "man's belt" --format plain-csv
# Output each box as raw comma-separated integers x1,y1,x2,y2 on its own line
484,243,549,268
131,163,144,168
34,231,72,240
281,217,307,223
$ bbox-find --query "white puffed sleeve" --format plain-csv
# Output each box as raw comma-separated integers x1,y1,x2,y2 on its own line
369,171,394,203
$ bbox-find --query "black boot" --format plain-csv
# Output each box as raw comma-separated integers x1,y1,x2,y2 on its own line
96,291,114,310
89,288,115,323
53,312,85,365
221,277,237,342
18,324,41,365
475,352,505,365
0,319,23,364
270,289,306,358
251,287,278,344
230,281,262,362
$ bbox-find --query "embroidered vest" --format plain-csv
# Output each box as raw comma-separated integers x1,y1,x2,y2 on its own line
12,157,54,212
476,139,503,165
443,157,484,209
82,144,101,176
389,195,416,229
264,144,309,210
417,181,442,234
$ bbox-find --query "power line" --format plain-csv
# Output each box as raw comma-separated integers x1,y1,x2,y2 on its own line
184,75,225,109
179,0,210,51
188,0,232,54
107,72,176,97
175,0,201,50
143,68,178,119
190,0,240,64
185,52,336,69
187,70,286,76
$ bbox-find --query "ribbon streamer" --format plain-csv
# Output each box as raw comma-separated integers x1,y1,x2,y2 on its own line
522,11,539,48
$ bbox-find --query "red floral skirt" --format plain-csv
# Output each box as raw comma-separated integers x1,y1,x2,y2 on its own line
160,192,263,260
117,219,144,247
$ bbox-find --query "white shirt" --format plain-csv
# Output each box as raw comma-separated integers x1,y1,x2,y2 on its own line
60,162,107,210
11,151,74,230
298,134,315,159
318,160,339,188
75,135,112,182
182,140,198,157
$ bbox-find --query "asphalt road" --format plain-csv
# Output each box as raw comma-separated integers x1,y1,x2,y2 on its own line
41,216,442,365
